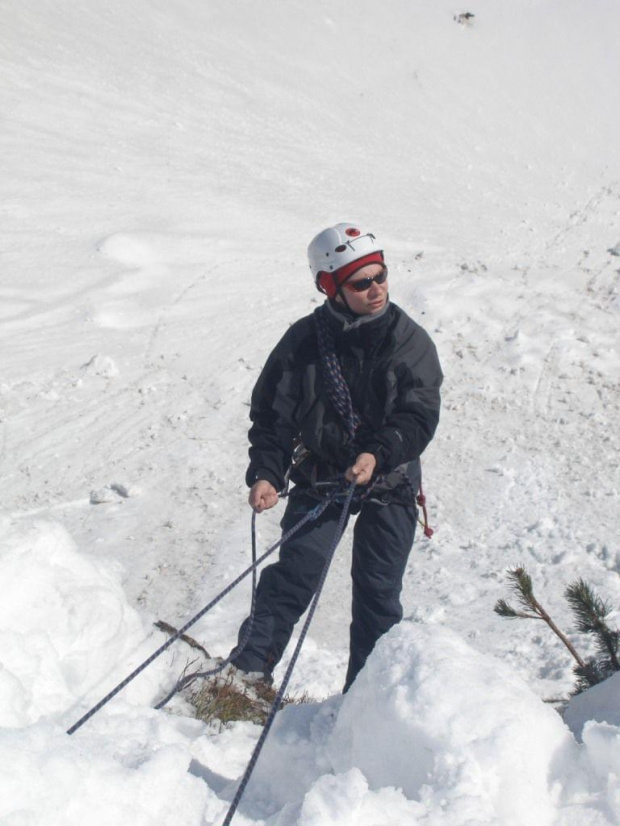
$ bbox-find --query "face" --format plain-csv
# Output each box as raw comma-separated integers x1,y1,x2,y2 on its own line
336,263,389,315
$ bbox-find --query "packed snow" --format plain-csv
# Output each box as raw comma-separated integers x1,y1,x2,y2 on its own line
1,1,620,824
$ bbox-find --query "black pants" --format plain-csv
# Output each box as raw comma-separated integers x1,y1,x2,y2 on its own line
231,489,416,691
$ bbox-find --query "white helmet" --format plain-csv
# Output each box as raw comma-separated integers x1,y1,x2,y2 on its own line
307,223,384,296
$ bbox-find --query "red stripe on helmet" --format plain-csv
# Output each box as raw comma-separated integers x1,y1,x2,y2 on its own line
317,252,385,298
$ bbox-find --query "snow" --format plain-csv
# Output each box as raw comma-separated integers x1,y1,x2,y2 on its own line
0,518,177,727
565,673,620,740
1,0,620,823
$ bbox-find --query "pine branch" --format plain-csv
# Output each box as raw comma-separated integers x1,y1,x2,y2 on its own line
507,567,538,614
565,580,620,673
493,598,539,620
566,579,611,630
572,657,606,695
496,569,620,696
496,567,586,669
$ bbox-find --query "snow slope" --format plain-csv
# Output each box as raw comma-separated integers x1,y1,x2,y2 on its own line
1,1,620,823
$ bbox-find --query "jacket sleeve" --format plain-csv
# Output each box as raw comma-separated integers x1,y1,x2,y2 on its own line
360,327,443,473
245,326,302,491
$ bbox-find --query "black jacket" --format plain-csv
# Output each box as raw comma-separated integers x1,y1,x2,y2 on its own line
246,300,443,492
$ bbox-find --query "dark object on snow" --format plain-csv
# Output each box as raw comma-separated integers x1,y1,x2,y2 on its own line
154,620,212,659
190,668,278,726
454,12,475,25
566,579,620,695
237,300,441,691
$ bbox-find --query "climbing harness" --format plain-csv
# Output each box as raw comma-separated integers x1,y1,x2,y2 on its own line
65,491,336,736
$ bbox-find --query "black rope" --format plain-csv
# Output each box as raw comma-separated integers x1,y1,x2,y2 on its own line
66,495,332,736
314,306,362,442
154,510,263,709
221,482,356,826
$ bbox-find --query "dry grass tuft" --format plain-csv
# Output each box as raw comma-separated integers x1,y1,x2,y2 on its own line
189,671,313,727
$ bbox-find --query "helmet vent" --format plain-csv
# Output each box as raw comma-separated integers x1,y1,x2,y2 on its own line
335,244,347,253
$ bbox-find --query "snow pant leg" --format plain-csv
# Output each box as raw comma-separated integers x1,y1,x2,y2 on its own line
344,498,416,692
231,492,346,676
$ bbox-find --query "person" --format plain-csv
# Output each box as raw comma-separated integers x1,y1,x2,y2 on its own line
230,222,443,692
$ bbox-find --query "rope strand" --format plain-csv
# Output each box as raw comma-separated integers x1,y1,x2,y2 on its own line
221,482,356,826
154,510,263,708
66,496,333,735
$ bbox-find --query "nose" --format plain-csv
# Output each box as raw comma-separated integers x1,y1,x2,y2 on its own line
368,278,385,297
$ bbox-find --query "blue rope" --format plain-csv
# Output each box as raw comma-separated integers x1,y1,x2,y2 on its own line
66,496,332,736
221,482,356,826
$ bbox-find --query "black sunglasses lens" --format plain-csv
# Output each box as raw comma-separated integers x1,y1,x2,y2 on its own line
351,270,388,292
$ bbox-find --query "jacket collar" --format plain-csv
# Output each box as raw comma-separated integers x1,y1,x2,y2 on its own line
324,298,391,334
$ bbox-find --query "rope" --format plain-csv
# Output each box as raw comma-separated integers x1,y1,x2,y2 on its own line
154,510,263,709
314,306,362,442
66,496,332,736
416,481,434,539
221,482,356,826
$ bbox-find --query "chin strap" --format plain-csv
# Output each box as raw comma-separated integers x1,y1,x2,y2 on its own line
335,283,353,313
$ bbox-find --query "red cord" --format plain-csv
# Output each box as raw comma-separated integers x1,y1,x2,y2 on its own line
416,483,434,538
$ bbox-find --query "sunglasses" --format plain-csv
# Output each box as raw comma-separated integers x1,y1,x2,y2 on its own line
343,268,388,293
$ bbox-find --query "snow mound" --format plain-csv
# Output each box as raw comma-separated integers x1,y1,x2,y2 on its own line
0,724,210,826
98,231,235,268
242,623,620,825
81,354,120,378
3,550,620,826
0,517,171,728
0,517,221,826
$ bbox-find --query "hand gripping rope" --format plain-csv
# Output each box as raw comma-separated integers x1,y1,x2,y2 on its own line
65,484,350,736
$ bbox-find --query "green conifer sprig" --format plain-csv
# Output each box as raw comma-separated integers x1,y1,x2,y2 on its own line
572,659,606,696
495,567,620,696
494,566,586,672
565,578,620,676
494,568,542,619
494,598,521,618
